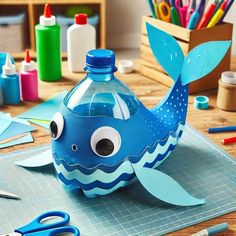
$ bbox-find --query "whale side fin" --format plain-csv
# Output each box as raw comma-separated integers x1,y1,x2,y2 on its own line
181,41,231,85
146,23,184,82
132,165,205,206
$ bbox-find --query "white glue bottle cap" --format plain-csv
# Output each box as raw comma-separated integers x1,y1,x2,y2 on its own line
21,49,36,72
2,54,16,76
40,3,56,26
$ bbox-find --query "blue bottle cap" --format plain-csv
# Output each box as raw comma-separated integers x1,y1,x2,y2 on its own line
194,95,209,110
86,49,116,69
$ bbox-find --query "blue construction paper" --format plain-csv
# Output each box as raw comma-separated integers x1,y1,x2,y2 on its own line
28,119,50,129
181,41,231,85
15,149,52,167
0,119,35,142
146,23,184,81
18,91,68,121
133,165,205,206
0,117,11,136
0,118,33,149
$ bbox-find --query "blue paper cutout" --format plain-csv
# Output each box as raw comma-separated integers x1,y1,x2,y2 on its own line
0,117,11,136
146,23,184,81
0,119,35,142
15,149,52,167
133,165,205,206
18,90,67,122
181,41,231,85
0,118,33,149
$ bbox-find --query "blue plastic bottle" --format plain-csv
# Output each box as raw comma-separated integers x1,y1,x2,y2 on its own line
64,49,139,119
0,54,20,105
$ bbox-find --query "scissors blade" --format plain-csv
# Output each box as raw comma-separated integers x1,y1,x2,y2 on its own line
0,190,21,200
0,233,21,236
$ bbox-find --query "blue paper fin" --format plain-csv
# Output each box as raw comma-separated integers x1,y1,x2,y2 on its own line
181,41,231,85
146,23,184,81
133,165,205,206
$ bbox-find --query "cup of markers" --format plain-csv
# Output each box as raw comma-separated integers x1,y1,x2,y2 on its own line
147,0,234,29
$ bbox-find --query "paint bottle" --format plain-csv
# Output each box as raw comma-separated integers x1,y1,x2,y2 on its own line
20,50,39,101
35,3,61,82
67,14,96,72
0,54,20,105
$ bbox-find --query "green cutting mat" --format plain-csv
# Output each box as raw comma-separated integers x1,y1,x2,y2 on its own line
0,125,236,235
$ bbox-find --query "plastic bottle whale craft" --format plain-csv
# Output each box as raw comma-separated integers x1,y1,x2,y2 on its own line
50,23,230,206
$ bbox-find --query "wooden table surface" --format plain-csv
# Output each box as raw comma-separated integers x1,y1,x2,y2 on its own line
1,58,236,235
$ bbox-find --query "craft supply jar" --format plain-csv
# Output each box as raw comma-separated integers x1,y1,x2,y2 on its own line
217,71,236,111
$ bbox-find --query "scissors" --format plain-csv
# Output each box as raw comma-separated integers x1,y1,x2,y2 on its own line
158,1,171,22
175,0,190,27
1,211,80,236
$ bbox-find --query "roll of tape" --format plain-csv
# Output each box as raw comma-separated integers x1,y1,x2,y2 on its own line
221,71,236,85
118,60,133,74
194,96,209,110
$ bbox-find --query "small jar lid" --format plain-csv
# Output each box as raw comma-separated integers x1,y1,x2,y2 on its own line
118,60,133,74
194,96,209,110
221,71,236,85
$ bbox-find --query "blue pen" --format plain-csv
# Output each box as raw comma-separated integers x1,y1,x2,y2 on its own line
219,0,235,23
191,222,228,236
187,0,206,29
147,0,156,18
208,125,236,133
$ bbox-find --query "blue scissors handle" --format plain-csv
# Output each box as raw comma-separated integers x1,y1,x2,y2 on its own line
15,211,70,235
24,226,80,236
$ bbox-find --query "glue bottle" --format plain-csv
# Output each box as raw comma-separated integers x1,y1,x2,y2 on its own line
67,14,96,72
0,54,20,105
35,3,61,82
20,50,39,101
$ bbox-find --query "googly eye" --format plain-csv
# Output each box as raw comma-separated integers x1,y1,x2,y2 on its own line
90,126,121,157
50,112,64,140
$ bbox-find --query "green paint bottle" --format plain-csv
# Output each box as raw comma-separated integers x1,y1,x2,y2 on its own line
35,3,61,82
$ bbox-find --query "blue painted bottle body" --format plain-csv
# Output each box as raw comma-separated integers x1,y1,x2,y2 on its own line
0,73,20,105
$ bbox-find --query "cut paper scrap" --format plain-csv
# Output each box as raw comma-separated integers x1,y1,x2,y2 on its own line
0,117,11,136
0,117,34,149
0,119,35,142
133,165,205,206
28,119,50,129
18,90,68,128
15,149,53,167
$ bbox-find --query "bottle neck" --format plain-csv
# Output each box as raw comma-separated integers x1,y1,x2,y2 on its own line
86,66,116,81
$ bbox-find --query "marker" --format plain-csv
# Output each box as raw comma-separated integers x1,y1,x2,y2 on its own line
197,0,217,29
147,0,156,18
20,50,39,101
219,0,235,23
208,125,236,133
170,0,181,25
0,54,20,105
35,3,61,81
186,0,196,26
207,0,228,28
187,0,206,29
222,136,236,145
191,223,228,236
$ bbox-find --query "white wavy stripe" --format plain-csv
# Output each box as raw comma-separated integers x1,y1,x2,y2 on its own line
133,123,185,169
55,123,185,192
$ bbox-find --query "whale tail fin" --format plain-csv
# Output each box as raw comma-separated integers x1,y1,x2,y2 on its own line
146,23,231,85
